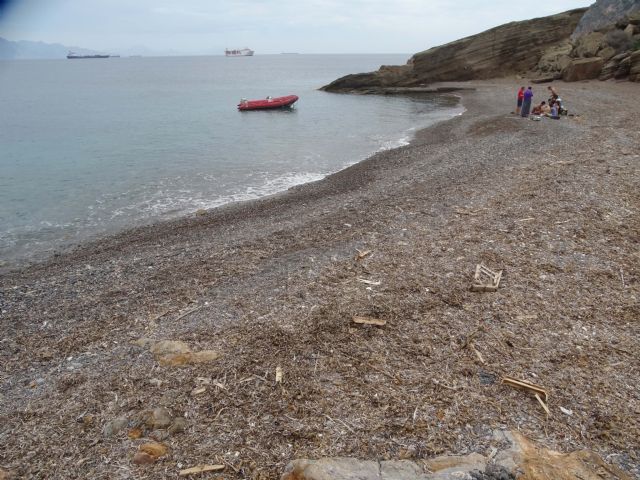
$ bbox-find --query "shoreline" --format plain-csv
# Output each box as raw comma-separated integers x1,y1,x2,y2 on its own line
0,93,465,275
1,79,639,479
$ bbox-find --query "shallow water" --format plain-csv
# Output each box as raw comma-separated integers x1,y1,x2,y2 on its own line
0,54,462,265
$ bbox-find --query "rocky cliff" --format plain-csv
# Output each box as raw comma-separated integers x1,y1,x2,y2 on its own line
572,0,640,38
322,9,587,92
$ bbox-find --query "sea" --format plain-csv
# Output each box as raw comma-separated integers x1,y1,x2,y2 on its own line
0,54,463,267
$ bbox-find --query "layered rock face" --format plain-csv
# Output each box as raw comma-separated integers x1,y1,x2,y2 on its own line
322,9,586,92
572,0,640,38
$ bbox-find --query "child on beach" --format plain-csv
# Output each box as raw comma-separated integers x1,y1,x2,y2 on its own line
516,86,525,114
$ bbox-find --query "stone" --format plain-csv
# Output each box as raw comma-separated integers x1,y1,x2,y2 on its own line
149,340,191,355
381,460,431,479
629,50,640,81
562,57,605,81
425,453,487,477
168,417,187,435
614,55,632,78
535,41,573,74
574,32,606,57
102,417,128,437
132,452,156,465
150,407,172,429
139,442,168,458
281,458,380,480
624,24,638,37
598,46,617,61
190,350,220,363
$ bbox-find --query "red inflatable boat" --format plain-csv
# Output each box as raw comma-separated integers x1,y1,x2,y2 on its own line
238,95,298,111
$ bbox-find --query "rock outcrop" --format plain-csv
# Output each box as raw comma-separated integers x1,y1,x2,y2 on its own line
322,8,587,92
572,0,640,39
281,430,632,480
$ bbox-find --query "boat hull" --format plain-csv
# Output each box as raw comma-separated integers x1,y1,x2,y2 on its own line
238,95,299,111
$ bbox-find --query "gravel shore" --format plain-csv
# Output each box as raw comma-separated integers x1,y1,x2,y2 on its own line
1,80,639,479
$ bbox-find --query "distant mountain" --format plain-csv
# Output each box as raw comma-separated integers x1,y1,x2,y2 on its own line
0,37,103,59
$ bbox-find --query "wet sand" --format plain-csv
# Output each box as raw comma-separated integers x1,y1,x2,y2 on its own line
1,80,639,479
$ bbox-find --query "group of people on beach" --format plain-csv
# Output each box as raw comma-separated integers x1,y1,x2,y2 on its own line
516,85,564,120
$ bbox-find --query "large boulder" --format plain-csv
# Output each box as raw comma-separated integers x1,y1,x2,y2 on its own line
600,51,632,79
562,57,605,81
322,8,586,91
537,41,573,73
629,50,640,81
574,32,606,57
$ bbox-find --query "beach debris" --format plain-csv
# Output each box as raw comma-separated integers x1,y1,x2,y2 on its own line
560,406,573,416
502,376,549,413
352,316,386,326
357,278,381,286
128,427,143,440
195,209,207,216
147,408,173,429
179,464,225,476
0,469,15,480
275,366,283,383
355,249,371,260
191,386,207,396
150,340,191,355
471,264,502,292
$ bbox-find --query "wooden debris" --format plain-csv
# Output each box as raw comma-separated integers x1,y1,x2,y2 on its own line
179,464,225,476
535,393,550,415
471,344,485,364
191,386,207,396
502,376,548,402
352,316,387,326
355,249,371,260
275,366,283,383
357,278,381,286
502,376,549,414
471,264,502,292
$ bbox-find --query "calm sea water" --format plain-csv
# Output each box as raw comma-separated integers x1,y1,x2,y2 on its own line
0,55,462,266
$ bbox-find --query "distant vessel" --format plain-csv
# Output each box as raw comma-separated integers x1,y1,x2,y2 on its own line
225,48,254,57
67,51,110,59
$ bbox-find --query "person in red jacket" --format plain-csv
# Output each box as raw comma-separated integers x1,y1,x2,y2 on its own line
516,86,525,115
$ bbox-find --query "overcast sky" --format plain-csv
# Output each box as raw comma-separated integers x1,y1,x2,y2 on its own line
0,0,592,55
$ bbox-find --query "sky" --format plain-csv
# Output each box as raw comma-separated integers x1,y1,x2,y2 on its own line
0,0,593,55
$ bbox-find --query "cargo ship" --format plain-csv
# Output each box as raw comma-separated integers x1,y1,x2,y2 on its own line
67,51,111,59
225,48,254,57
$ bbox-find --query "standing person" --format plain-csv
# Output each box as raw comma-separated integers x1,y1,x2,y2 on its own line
521,86,533,117
516,86,525,115
547,85,558,104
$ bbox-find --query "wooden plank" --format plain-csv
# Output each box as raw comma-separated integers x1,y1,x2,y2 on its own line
179,464,225,476
352,316,387,326
502,376,548,402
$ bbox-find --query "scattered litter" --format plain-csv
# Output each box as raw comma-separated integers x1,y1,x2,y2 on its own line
471,264,502,292
357,278,381,286
179,464,225,476
560,407,573,416
502,376,549,414
275,366,283,383
355,249,371,260
191,386,207,396
352,316,387,326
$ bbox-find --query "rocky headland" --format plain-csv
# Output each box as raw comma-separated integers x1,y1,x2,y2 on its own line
322,1,640,93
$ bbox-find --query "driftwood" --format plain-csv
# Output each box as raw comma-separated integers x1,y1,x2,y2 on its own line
352,316,387,326
179,464,225,476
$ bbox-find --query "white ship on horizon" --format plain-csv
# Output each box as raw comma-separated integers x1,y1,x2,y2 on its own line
225,47,254,57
